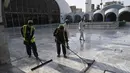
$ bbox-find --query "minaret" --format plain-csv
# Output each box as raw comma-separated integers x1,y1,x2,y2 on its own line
85,0,92,13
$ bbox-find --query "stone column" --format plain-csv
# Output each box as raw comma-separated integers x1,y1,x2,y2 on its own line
85,0,91,13
0,0,11,65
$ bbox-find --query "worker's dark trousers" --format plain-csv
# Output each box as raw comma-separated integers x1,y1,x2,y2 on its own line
56,41,66,56
25,42,38,57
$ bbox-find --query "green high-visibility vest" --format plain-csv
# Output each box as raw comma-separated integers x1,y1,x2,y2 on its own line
22,25,35,43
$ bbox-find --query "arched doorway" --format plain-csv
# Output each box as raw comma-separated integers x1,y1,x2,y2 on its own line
83,14,89,22
65,15,73,23
105,12,117,22
119,11,130,21
74,15,81,23
93,13,103,22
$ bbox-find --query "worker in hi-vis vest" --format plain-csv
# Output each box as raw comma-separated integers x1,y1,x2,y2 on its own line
21,20,39,59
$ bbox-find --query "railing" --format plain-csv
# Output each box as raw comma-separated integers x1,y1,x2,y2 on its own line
69,22,119,29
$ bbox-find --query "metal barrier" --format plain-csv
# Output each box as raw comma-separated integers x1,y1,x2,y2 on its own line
69,22,119,29
84,22,119,29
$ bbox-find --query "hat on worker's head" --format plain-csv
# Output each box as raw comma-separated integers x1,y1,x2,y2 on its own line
59,24,64,30
28,20,33,24
27,20,33,26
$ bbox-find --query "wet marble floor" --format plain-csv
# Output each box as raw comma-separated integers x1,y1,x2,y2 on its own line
6,24,130,73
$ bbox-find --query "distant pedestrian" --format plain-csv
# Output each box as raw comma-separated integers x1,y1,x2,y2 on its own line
79,18,85,41
65,19,69,25
63,19,69,38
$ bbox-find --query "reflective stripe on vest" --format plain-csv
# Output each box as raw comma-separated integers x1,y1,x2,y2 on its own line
23,25,35,43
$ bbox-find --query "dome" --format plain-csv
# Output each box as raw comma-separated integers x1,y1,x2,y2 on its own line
55,0,71,14
105,8,118,16
119,7,130,14
93,10,105,16
55,0,72,23
103,4,124,11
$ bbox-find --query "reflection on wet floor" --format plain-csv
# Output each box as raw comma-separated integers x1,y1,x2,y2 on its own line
80,40,85,51
6,25,130,73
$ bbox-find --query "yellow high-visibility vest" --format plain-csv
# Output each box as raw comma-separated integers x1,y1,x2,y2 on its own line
22,25,35,43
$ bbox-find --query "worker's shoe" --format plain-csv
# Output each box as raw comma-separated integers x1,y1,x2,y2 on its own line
28,55,31,58
64,55,67,58
57,55,60,57
36,56,39,60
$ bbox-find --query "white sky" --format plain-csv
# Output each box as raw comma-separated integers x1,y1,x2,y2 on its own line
65,0,130,12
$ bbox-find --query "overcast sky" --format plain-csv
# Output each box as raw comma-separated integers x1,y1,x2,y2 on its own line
65,0,130,12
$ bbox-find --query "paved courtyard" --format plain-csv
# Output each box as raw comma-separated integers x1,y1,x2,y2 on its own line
6,24,130,73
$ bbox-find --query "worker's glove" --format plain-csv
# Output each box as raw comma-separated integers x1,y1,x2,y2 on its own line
23,41,29,45
83,24,85,27
67,45,70,49
23,41,26,45
54,34,57,37
66,42,70,49
55,37,58,42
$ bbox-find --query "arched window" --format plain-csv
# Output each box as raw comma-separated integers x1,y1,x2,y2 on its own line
65,15,73,23
105,12,116,22
93,13,103,22
74,15,81,23
83,14,89,22
119,11,130,21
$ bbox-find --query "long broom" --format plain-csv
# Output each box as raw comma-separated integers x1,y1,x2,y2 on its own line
55,38,95,73
31,58,53,71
